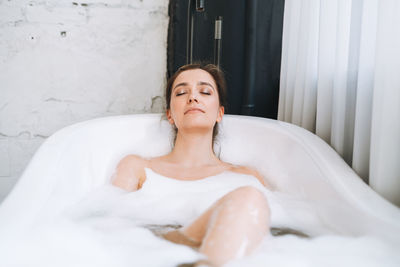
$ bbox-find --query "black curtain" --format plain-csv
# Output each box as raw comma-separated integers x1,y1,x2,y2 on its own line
167,0,285,119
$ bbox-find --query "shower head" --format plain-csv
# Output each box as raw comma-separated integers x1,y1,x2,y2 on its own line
196,0,205,12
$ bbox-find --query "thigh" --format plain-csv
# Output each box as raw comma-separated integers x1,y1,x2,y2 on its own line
180,186,269,243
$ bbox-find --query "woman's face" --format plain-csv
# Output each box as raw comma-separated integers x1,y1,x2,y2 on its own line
167,69,224,133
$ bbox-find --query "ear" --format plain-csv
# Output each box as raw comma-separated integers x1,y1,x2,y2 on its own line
166,109,174,125
216,106,224,122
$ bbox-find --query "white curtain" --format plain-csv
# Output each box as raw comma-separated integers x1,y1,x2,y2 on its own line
278,0,400,206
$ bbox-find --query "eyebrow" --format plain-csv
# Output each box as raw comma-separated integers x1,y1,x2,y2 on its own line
173,81,215,92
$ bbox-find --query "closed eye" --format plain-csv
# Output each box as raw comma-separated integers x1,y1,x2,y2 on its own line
201,92,211,95
176,92,186,96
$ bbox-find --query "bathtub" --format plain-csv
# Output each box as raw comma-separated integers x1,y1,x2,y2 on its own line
0,114,399,267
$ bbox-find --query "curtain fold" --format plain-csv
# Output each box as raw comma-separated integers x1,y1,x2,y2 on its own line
278,0,400,206
369,0,400,205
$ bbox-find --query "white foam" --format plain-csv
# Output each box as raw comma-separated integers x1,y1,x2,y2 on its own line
227,234,400,267
2,183,399,267
235,237,249,259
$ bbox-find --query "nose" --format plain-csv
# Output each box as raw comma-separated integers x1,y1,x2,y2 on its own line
188,91,199,103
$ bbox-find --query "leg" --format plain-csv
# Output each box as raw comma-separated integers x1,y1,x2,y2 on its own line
164,186,271,266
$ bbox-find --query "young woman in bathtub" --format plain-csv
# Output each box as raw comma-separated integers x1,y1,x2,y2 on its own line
112,63,272,267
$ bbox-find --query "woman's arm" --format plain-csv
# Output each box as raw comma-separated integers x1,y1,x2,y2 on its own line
111,155,147,191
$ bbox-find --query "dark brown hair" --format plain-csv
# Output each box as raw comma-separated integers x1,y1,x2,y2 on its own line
165,63,227,150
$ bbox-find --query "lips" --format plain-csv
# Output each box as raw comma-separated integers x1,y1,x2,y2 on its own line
184,108,205,114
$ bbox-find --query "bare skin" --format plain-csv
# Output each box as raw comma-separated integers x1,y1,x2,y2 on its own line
112,69,272,266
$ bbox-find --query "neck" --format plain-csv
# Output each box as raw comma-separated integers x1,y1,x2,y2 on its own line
168,128,219,168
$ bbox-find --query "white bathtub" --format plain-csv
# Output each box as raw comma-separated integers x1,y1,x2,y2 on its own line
0,114,399,267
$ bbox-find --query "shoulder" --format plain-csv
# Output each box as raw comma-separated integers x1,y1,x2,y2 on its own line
117,154,149,168
116,154,150,179
229,165,273,190
112,154,149,191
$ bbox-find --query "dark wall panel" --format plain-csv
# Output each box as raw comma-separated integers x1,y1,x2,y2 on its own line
167,0,285,119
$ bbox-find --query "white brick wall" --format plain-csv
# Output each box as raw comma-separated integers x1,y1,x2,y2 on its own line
0,0,170,202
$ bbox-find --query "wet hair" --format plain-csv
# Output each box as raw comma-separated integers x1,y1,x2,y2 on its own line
165,63,227,151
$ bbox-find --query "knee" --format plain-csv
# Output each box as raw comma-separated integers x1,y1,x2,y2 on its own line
231,186,266,200
227,186,270,213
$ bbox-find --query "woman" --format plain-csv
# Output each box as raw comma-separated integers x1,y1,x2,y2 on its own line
112,63,272,267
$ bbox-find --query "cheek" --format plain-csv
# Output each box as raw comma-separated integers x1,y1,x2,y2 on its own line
209,98,221,114
170,99,184,118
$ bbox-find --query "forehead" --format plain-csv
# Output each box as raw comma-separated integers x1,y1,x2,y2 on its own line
173,69,217,88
